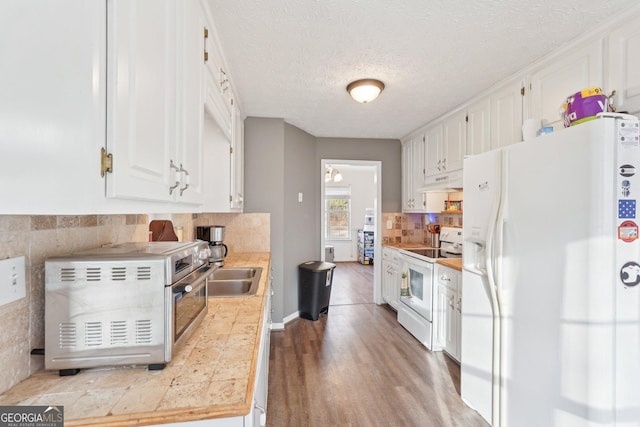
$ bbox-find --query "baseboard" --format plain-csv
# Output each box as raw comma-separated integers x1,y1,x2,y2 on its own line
269,311,300,331
283,311,300,324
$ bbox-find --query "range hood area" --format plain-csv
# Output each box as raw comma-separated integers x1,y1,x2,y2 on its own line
418,169,463,193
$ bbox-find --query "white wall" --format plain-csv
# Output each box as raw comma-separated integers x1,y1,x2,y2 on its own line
325,166,376,262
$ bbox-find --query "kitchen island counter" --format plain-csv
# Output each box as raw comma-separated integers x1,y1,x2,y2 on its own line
0,252,271,427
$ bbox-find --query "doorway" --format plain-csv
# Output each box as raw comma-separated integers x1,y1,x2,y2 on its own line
320,159,382,305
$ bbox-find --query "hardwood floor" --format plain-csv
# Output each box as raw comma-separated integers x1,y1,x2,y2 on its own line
266,262,489,427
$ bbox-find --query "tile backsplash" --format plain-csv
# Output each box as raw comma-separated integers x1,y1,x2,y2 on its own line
0,212,269,395
381,212,462,245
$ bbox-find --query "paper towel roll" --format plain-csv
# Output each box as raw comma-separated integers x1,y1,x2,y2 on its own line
522,118,541,141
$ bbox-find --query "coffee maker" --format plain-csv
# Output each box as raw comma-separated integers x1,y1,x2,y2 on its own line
196,225,228,266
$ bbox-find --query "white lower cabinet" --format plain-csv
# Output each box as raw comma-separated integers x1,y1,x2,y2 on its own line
247,280,271,427
382,247,403,310
435,264,461,362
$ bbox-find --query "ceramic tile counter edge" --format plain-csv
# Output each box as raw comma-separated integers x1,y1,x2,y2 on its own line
436,258,462,271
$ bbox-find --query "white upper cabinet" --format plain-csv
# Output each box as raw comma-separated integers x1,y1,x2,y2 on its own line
0,1,107,214
106,0,242,207
608,16,640,115
401,136,425,212
441,111,466,172
174,0,207,204
424,111,467,184
529,38,604,127
490,78,525,150
106,0,178,202
424,123,444,178
230,104,245,211
466,98,491,156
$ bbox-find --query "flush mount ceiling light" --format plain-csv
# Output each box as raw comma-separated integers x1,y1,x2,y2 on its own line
346,79,385,103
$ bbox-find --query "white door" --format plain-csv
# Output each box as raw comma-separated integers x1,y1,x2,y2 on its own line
491,78,524,149
461,148,502,426
608,18,640,115
424,123,443,178
466,98,491,156
442,111,466,172
174,0,205,203
106,0,177,201
529,38,604,127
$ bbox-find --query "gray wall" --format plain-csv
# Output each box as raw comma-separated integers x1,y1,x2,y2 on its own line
243,117,285,322
244,118,401,323
283,123,318,317
316,137,402,213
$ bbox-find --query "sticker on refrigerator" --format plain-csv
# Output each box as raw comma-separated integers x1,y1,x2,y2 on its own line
618,221,638,242
618,200,637,218
620,164,636,177
621,180,631,197
620,261,640,287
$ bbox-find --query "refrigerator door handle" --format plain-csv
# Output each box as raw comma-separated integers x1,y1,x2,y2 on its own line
485,150,506,427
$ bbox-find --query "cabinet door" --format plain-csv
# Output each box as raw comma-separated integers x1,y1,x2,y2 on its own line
401,139,414,211
412,136,425,210
529,38,604,127
466,98,491,156
424,123,443,178
174,0,205,203
442,111,466,172
608,18,640,114
491,78,525,149
201,107,232,212
106,0,177,201
436,283,449,351
230,103,244,211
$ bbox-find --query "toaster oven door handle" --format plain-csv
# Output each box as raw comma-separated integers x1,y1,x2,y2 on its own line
171,265,215,290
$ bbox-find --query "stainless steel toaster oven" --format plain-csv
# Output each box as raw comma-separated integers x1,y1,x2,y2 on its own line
44,241,212,375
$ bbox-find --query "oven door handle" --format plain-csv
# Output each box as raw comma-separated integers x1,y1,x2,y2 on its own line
171,265,215,295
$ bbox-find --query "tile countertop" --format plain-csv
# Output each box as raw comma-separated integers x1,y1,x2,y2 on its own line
436,258,462,271
0,252,271,427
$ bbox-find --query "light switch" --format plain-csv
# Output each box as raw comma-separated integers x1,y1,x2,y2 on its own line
298,192,303,202
386,220,393,230
0,256,26,307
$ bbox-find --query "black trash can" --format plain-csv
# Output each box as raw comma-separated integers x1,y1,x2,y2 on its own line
298,261,336,321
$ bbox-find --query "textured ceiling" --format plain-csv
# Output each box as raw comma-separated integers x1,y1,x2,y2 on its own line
205,0,636,139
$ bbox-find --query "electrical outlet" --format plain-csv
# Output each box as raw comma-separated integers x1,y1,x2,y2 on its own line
298,192,303,203
0,256,26,307
386,220,393,229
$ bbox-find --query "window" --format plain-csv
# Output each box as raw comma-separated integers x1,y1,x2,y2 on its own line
325,186,351,240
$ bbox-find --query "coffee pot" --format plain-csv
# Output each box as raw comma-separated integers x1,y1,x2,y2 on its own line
196,225,228,266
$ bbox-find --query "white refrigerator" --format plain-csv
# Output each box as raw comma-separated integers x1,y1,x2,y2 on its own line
461,113,640,427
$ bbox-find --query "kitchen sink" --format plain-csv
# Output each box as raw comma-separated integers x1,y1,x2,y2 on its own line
211,267,260,281
207,267,262,297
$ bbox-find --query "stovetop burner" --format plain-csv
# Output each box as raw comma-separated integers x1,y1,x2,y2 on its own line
407,248,440,258
404,247,462,261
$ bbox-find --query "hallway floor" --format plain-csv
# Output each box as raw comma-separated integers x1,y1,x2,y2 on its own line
266,262,488,427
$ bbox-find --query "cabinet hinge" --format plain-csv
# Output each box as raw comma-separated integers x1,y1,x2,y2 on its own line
520,86,525,96
229,195,233,202
203,28,209,62
230,146,233,154
465,114,468,123
100,147,113,177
